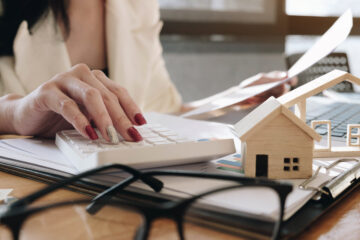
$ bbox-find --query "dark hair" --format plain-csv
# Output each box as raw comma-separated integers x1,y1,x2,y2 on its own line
0,0,70,56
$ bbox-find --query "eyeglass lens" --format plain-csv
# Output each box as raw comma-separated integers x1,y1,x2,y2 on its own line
17,204,143,240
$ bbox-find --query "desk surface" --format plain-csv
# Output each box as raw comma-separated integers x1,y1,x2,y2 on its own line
0,171,359,240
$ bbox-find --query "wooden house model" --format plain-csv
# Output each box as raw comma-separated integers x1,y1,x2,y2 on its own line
235,70,360,179
235,97,321,179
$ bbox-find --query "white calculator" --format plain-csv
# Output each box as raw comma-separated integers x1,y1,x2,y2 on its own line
55,124,236,171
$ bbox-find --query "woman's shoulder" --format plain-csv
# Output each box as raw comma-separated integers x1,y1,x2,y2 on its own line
108,0,161,26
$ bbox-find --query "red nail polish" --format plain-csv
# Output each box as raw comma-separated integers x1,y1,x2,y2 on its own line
85,125,98,140
134,113,147,125
127,127,143,142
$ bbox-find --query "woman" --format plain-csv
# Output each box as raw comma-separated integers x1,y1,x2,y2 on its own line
0,0,289,143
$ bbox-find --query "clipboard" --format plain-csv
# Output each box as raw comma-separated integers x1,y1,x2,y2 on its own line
0,157,359,239
299,159,360,199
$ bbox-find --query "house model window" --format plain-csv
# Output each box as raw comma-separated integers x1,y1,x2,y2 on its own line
284,158,300,172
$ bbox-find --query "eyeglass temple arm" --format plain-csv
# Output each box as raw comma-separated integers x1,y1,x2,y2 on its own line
88,170,289,209
86,172,164,215
142,170,281,185
86,169,286,215
10,164,163,209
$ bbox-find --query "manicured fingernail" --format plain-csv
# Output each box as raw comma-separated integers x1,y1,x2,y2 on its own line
85,125,98,140
127,127,143,142
134,113,147,125
106,126,119,144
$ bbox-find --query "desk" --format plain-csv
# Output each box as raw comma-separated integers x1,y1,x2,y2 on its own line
0,170,359,239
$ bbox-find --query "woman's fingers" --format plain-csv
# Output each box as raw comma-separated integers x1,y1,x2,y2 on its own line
71,65,142,142
255,71,298,88
57,75,122,143
289,76,298,87
38,85,98,140
246,71,287,87
68,64,143,142
92,70,146,126
38,64,144,142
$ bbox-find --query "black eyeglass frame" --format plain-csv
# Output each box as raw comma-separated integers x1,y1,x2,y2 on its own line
88,170,293,240
0,164,163,240
0,164,293,240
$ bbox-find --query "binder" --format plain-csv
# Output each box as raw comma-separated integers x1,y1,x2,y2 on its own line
0,157,359,239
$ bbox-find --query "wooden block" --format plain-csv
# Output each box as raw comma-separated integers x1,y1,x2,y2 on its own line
314,146,360,158
294,100,307,122
311,120,331,151
278,70,360,108
347,124,360,147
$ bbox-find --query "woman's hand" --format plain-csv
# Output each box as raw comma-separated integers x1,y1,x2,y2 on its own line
238,71,298,106
4,64,146,142
181,71,298,115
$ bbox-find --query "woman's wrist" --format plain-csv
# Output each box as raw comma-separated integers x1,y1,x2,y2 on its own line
0,94,23,134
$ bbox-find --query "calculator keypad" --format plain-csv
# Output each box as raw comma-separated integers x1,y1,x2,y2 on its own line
61,124,192,155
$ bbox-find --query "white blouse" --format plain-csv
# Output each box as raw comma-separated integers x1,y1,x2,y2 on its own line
0,0,182,113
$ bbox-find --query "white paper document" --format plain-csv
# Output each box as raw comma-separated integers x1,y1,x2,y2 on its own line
0,189,13,203
182,10,353,119
0,139,77,175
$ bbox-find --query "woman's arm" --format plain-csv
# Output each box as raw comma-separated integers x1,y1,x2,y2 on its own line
0,64,146,142
0,93,20,134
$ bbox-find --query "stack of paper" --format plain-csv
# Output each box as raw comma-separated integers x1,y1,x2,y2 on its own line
0,112,356,221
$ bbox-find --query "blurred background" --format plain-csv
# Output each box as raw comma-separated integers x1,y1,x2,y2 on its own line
158,0,360,102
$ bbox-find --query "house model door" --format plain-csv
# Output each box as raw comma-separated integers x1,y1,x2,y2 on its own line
256,154,268,177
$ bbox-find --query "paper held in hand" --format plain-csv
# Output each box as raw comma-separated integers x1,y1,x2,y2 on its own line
182,10,353,119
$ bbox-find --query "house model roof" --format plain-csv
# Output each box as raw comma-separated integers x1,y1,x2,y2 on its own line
234,96,321,142
278,70,360,107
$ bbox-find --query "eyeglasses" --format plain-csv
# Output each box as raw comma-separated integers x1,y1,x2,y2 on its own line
0,164,293,240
